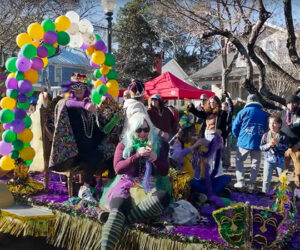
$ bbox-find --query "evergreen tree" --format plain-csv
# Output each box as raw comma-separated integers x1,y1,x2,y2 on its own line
114,0,159,87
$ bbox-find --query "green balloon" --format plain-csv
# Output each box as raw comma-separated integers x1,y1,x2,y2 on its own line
12,139,24,151
9,150,19,159
106,69,118,80
42,19,56,32
97,84,107,95
7,89,19,99
25,159,33,166
21,44,37,59
104,53,115,66
17,100,30,109
57,31,70,46
43,44,55,57
23,115,32,128
5,57,18,72
25,87,34,97
0,109,15,123
15,71,25,80
2,130,17,142
23,142,30,147
95,34,101,40
91,90,101,104
93,69,102,79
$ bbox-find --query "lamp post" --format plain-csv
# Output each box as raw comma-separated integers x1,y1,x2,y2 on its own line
101,0,116,53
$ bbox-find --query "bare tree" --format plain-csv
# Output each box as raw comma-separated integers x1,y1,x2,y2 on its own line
151,0,300,109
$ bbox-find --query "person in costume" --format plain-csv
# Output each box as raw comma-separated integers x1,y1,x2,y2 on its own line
260,114,289,193
100,112,170,250
170,114,206,175
49,73,113,202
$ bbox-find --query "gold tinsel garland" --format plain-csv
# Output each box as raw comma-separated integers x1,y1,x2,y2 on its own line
6,161,44,195
48,211,223,250
168,169,191,200
0,209,56,237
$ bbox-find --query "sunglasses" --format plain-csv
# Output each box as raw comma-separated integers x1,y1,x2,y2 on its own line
200,98,207,101
136,127,150,133
71,84,86,90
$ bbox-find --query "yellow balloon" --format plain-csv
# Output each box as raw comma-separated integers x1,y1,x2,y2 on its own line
19,147,35,161
16,33,32,48
53,42,58,48
106,79,119,89
55,16,71,31
107,87,119,99
24,69,39,84
8,73,15,78
17,128,33,143
41,57,48,68
27,23,44,40
0,97,16,110
92,51,105,65
94,80,103,88
100,65,110,75
0,156,15,171
31,41,40,48
86,46,95,56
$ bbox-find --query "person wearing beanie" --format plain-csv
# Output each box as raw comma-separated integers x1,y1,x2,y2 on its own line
281,95,300,198
232,93,269,191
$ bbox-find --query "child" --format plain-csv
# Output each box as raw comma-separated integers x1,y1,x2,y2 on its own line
260,114,289,193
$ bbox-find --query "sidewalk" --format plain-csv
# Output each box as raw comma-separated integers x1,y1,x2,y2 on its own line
224,149,295,192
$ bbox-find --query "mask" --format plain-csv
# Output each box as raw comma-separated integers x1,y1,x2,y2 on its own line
213,203,247,247
251,206,284,248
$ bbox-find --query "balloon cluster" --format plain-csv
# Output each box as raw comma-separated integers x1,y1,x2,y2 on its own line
1,11,118,171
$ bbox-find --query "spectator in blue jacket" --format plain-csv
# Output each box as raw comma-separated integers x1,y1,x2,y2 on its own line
232,94,269,191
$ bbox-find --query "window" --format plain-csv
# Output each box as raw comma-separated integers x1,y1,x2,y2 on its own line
54,66,62,83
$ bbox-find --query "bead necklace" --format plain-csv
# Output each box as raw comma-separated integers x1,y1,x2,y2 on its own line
81,110,94,139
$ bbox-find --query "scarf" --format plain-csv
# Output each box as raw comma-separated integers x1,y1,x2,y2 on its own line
132,137,152,193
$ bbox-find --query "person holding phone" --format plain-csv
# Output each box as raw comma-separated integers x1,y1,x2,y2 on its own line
100,113,170,250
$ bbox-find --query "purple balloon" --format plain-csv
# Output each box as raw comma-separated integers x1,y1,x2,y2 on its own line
0,141,13,156
100,75,106,83
5,77,18,90
44,31,57,45
3,123,11,130
94,40,106,51
81,43,89,50
90,60,99,68
11,119,25,133
105,93,112,98
31,57,44,70
37,46,48,58
16,57,32,72
14,108,26,119
18,80,32,94
18,95,27,103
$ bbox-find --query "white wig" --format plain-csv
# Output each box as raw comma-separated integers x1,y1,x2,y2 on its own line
122,112,159,159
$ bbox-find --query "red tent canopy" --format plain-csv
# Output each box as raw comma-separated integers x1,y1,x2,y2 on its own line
144,72,214,100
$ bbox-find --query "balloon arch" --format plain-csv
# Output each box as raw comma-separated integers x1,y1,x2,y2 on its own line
0,11,119,172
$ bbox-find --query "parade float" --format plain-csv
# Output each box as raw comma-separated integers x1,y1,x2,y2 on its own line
0,11,299,250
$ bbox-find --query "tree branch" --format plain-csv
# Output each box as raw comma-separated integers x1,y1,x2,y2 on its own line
283,0,300,67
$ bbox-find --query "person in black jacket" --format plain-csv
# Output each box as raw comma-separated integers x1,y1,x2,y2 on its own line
221,92,233,169
187,95,228,143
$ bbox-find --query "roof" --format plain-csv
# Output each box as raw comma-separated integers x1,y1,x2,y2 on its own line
190,53,236,80
144,72,214,100
48,48,90,67
162,59,196,86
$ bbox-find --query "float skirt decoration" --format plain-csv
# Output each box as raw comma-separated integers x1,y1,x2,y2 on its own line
6,161,44,195
49,211,222,250
0,206,55,237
